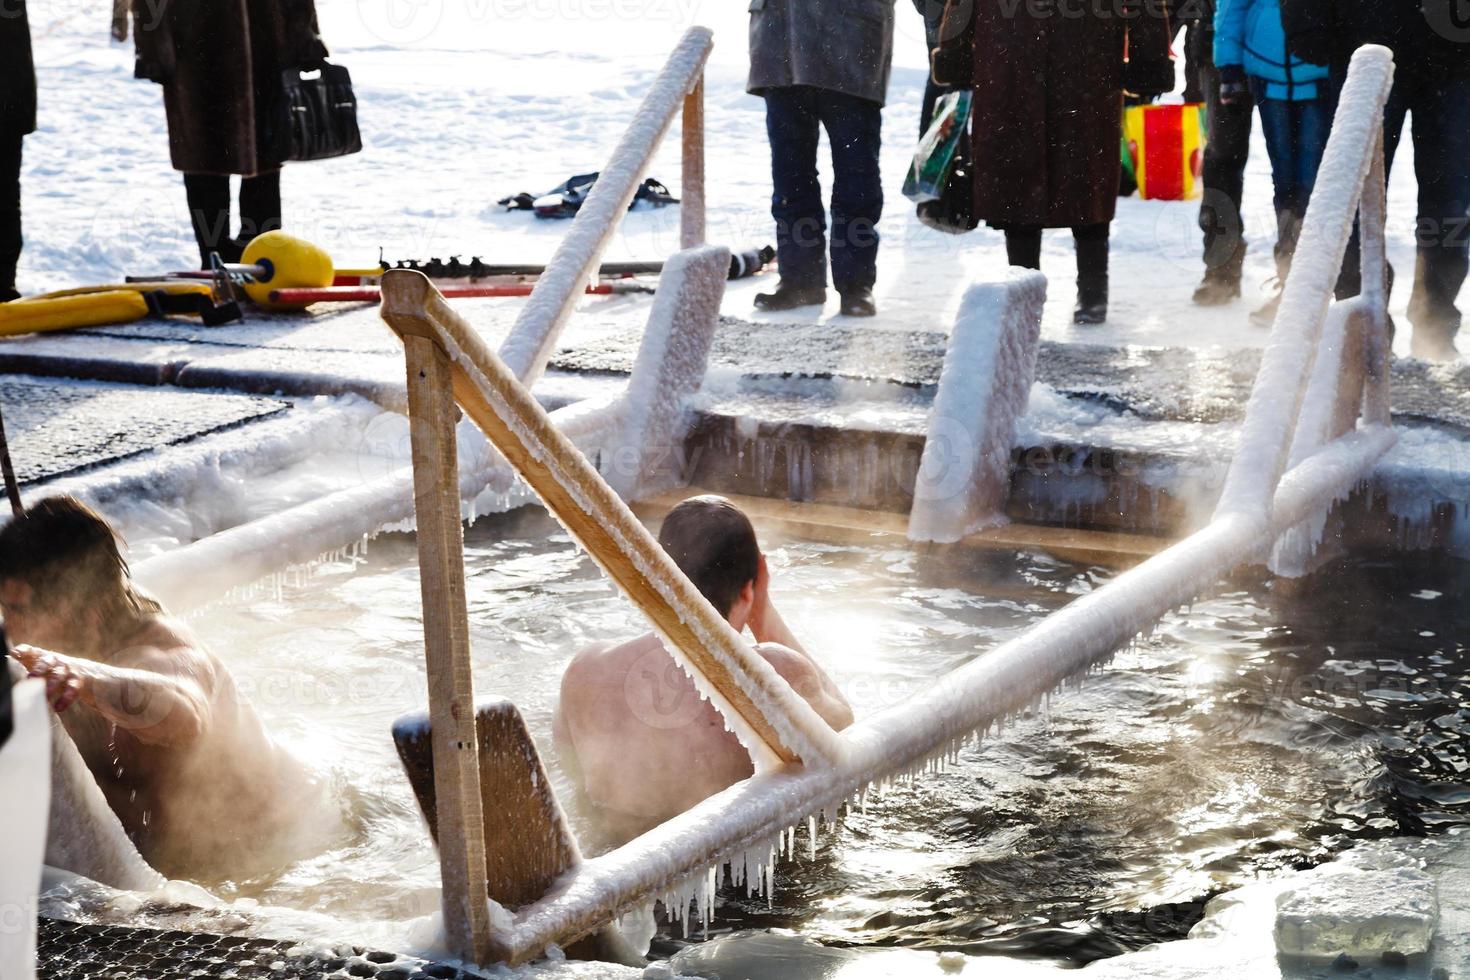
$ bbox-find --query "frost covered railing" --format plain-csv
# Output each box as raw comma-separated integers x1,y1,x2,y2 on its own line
131,27,713,610
384,46,1398,968
497,25,711,385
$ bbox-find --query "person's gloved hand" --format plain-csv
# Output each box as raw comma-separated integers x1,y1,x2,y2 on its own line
1218,65,1249,105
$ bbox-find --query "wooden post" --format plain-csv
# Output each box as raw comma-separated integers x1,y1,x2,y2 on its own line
402,334,495,965
680,76,705,250
381,270,844,770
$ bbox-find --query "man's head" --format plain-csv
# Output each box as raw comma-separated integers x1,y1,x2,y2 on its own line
0,496,146,652
657,495,760,624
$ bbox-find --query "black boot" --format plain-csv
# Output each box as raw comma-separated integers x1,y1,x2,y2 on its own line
754,280,826,312
1074,277,1108,324
1072,223,1109,324
838,286,876,317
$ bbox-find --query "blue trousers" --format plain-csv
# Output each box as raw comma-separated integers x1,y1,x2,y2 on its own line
764,86,883,293
1250,79,1330,276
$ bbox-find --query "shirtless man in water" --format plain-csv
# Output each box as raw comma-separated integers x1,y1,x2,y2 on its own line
555,496,853,844
1,496,322,880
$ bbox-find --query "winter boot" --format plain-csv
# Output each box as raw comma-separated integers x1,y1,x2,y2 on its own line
754,280,826,312
1410,321,1462,362
1193,241,1245,306
1250,287,1282,328
1072,224,1110,324
838,286,876,317
1073,277,1108,324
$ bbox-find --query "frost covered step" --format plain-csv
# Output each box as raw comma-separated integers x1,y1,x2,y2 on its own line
0,376,288,485
1274,858,1438,961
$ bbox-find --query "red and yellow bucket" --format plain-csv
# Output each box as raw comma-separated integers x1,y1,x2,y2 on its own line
1123,103,1205,201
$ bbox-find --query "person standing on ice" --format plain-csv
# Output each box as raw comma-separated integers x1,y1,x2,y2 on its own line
1189,0,1258,307
931,0,1174,324
1214,0,1330,328
0,0,34,302
0,497,337,880
555,496,853,845
747,0,896,318
128,0,330,268
1282,0,1470,361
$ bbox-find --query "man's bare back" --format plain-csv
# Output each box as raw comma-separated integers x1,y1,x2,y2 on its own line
16,615,326,880
554,511,852,845
556,632,850,842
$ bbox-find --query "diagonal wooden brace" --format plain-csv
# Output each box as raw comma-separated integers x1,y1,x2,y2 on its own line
379,269,845,772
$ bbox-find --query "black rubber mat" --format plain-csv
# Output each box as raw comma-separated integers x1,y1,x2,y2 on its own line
36,918,473,980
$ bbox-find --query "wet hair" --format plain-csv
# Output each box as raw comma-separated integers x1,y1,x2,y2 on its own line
657,495,760,618
0,496,159,616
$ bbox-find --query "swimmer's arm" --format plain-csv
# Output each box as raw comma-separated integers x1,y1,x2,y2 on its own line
13,643,213,745
747,554,807,656
756,643,855,732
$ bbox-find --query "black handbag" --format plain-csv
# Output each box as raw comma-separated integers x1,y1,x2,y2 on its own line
280,62,362,162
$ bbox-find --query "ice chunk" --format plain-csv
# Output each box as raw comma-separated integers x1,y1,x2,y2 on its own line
1274,862,1437,960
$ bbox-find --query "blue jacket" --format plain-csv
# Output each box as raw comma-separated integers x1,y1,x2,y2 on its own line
1215,0,1328,100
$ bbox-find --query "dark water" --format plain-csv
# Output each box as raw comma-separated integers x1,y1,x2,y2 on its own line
194,509,1469,965
658,551,1470,967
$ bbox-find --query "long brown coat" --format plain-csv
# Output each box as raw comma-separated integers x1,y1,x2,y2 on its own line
132,0,327,176
939,0,1174,229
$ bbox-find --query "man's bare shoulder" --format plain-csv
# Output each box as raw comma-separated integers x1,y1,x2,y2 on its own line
752,640,812,673
111,616,214,673
565,634,661,674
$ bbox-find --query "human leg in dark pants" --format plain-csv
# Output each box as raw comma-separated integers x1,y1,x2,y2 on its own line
1195,61,1253,301
0,134,22,300
184,173,238,266
183,170,285,268
1004,226,1043,270
763,87,828,294
1002,224,1110,322
238,170,282,249
819,91,883,297
1402,75,1470,359
1072,222,1110,324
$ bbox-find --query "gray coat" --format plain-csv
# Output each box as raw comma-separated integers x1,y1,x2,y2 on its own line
747,0,896,106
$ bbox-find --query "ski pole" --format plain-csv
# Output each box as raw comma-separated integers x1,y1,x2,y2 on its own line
268,279,656,307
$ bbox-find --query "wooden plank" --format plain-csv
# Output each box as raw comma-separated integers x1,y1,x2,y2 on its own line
380,270,844,770
402,335,495,965
634,488,1169,566
393,702,581,910
680,77,705,250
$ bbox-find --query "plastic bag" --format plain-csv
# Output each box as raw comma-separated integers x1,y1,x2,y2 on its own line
903,90,973,205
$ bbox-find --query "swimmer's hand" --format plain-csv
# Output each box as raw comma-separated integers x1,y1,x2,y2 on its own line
11,644,88,713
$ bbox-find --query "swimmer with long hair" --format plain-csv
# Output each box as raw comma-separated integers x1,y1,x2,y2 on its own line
1,496,332,881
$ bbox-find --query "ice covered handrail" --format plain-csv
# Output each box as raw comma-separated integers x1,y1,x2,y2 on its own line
497,26,712,387
382,269,844,772
462,46,1404,963
1214,45,1395,520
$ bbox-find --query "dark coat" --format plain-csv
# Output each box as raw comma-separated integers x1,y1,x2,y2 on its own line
1281,0,1470,80
0,0,37,137
938,0,1175,229
748,0,897,106
132,0,327,175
